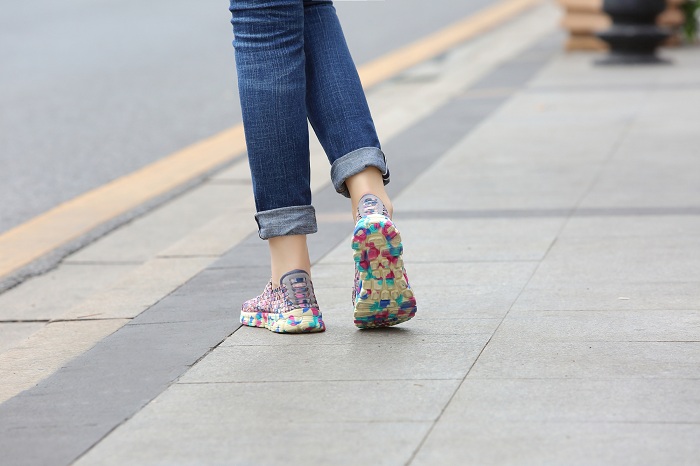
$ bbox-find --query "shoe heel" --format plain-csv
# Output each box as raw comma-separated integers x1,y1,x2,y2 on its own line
352,215,417,329
267,307,326,333
240,310,267,328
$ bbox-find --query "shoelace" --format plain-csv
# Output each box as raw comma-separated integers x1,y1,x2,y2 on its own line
285,276,316,308
357,195,389,219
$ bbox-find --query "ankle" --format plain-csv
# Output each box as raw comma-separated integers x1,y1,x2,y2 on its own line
355,192,393,221
269,235,311,285
346,168,393,219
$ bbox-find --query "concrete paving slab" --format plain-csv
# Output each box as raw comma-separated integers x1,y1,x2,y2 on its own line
179,338,488,384
528,52,669,89
310,260,538,318
316,283,521,319
67,184,251,263
412,420,700,466
560,215,700,238
509,234,700,312
613,124,699,161
76,420,432,466
525,233,700,285
152,379,458,422
401,261,540,290
499,310,700,342
0,317,235,465
512,280,700,312
125,266,267,325
224,317,499,347
0,322,44,353
468,340,700,379
581,160,700,210
0,263,135,321
59,257,214,320
72,379,452,465
458,122,624,163
394,134,601,211
439,378,700,423
0,319,128,403
394,218,562,262
156,211,256,258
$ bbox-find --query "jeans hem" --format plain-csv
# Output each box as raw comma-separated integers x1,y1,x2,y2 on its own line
330,147,390,198
255,205,318,240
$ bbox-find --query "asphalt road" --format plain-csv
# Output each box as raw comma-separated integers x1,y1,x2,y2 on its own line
0,0,495,235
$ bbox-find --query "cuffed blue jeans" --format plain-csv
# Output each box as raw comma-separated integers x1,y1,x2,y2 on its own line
229,0,389,240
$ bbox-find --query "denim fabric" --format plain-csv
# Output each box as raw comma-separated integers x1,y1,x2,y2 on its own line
229,0,388,239
331,146,389,198
255,205,317,239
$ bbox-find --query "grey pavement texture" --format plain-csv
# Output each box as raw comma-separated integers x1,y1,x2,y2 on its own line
2,23,700,466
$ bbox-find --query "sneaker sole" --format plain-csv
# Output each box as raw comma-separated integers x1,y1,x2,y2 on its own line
352,214,417,329
240,307,325,333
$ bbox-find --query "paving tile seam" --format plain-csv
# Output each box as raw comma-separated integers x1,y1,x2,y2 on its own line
0,319,51,323
457,376,700,380
217,337,496,347
468,376,700,380
1,317,133,324
512,309,700,313
396,207,700,219
175,378,464,385
406,250,538,463
529,82,700,93
215,340,496,348
71,324,245,466
408,194,566,460
396,35,575,462
49,317,133,323
407,339,496,464
489,339,700,343
565,99,644,222
439,420,700,426
499,103,643,332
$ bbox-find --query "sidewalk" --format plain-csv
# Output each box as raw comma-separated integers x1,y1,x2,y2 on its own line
2,3,700,464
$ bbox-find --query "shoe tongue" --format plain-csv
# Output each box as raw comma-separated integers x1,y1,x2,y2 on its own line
280,269,316,308
357,194,388,218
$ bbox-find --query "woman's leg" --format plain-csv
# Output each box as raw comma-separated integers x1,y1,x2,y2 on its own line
230,0,314,285
302,1,416,328
302,1,392,216
231,0,324,333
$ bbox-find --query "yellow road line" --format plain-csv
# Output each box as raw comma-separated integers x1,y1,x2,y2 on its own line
0,126,245,278
0,0,542,281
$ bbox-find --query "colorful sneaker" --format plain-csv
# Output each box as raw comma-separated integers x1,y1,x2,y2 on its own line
352,194,417,328
240,269,325,333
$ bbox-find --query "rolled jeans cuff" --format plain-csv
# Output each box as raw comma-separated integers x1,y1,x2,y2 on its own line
330,147,390,198
255,205,318,240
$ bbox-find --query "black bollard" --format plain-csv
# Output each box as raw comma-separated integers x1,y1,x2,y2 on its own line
596,0,671,64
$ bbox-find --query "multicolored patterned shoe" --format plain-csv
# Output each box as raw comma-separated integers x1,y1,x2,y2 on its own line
352,194,417,328
240,269,325,333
